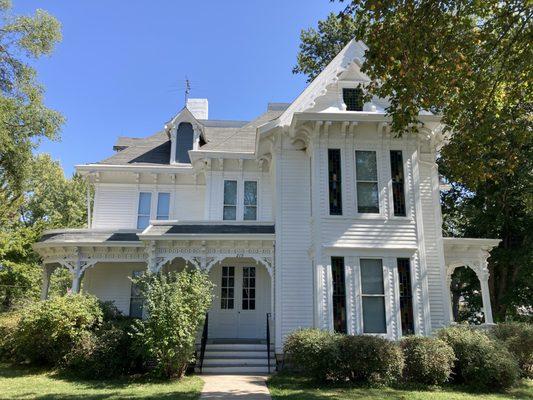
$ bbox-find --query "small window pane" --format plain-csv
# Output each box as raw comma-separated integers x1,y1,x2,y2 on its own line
244,206,257,221
223,206,237,220
138,192,151,215
224,180,237,205
357,182,379,213
244,181,257,205
137,192,152,229
362,297,386,333
361,259,384,294
156,192,170,220
328,149,343,215
356,151,378,181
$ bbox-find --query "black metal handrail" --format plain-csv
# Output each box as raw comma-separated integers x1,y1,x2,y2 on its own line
199,312,209,373
266,312,271,373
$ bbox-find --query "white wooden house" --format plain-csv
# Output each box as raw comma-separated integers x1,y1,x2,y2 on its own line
34,40,499,373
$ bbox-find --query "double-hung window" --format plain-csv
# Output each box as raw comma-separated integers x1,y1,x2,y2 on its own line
390,151,406,216
156,192,170,220
355,150,379,213
137,192,152,229
360,259,386,333
244,181,257,220
328,149,343,215
223,180,237,220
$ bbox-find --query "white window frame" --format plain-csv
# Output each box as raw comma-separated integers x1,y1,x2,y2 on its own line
220,175,260,221
136,189,173,228
357,257,389,337
354,146,385,218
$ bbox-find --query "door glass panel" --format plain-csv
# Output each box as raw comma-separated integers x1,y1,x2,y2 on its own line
221,266,235,309
242,267,256,310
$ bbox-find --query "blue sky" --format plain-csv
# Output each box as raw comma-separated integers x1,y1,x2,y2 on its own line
12,1,343,175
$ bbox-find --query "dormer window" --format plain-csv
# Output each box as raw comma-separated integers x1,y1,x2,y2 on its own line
343,88,364,111
175,122,194,163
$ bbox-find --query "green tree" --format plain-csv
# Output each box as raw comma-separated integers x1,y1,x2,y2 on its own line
0,155,88,309
0,0,63,226
132,270,213,379
294,1,532,320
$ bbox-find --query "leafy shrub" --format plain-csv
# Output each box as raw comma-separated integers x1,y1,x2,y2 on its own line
284,329,341,381
132,269,213,379
98,300,124,322
12,294,103,365
401,336,455,385
491,322,533,378
64,319,143,379
0,311,21,361
437,326,519,390
339,335,404,385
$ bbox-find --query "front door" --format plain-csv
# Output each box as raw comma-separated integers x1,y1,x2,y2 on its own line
208,264,270,339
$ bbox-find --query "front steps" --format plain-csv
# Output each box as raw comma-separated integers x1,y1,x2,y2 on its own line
196,342,275,374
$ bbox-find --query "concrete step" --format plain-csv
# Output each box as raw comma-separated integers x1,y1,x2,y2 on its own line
202,358,275,366
203,350,274,358
198,365,272,374
201,343,270,351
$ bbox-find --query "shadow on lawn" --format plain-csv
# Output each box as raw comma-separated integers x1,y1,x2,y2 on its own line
267,373,533,400
0,363,201,400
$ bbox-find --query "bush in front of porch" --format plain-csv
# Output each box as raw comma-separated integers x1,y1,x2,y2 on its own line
132,269,213,379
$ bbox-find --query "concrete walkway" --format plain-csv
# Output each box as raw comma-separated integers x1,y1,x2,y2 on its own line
200,375,272,399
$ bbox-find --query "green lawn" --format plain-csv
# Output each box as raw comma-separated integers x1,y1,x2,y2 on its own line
0,363,203,400
267,373,533,400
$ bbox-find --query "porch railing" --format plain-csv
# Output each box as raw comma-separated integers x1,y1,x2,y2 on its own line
199,312,209,373
266,312,272,373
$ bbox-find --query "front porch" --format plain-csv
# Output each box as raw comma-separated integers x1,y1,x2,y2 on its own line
33,222,276,350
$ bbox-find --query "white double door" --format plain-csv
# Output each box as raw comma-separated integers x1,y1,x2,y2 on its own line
208,264,270,339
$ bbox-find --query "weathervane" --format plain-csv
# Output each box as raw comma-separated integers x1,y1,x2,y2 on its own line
184,77,191,104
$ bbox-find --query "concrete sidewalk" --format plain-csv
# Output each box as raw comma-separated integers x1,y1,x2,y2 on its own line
200,375,272,399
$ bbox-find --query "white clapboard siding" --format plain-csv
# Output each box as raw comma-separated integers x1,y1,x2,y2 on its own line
92,185,137,228
83,262,146,315
173,186,205,220
419,161,446,329
276,146,314,347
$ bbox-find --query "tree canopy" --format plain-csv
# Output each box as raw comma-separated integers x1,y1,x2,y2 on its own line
294,0,532,320
0,0,63,225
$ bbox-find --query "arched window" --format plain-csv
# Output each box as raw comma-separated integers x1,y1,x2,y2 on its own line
175,122,194,163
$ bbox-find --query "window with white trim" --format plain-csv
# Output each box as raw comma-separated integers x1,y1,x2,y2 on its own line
156,192,170,220
243,181,257,220
360,258,386,333
137,192,152,229
355,150,380,213
242,266,256,310
223,180,237,220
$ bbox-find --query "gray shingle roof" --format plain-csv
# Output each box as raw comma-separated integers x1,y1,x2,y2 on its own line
142,224,275,236
93,105,287,166
38,230,140,244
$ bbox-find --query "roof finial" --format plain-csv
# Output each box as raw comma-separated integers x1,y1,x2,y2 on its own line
184,77,191,105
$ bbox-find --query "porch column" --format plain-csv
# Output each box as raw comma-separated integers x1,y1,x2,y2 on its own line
478,269,494,324
71,260,82,294
445,268,455,324
40,264,53,300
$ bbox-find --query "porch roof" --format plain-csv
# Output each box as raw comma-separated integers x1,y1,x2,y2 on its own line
34,229,141,248
140,221,275,240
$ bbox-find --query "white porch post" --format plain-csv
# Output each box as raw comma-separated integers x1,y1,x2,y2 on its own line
478,270,494,324
71,259,82,294
445,268,454,324
40,264,53,300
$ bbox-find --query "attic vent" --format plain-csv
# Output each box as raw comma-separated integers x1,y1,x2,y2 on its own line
343,88,364,111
